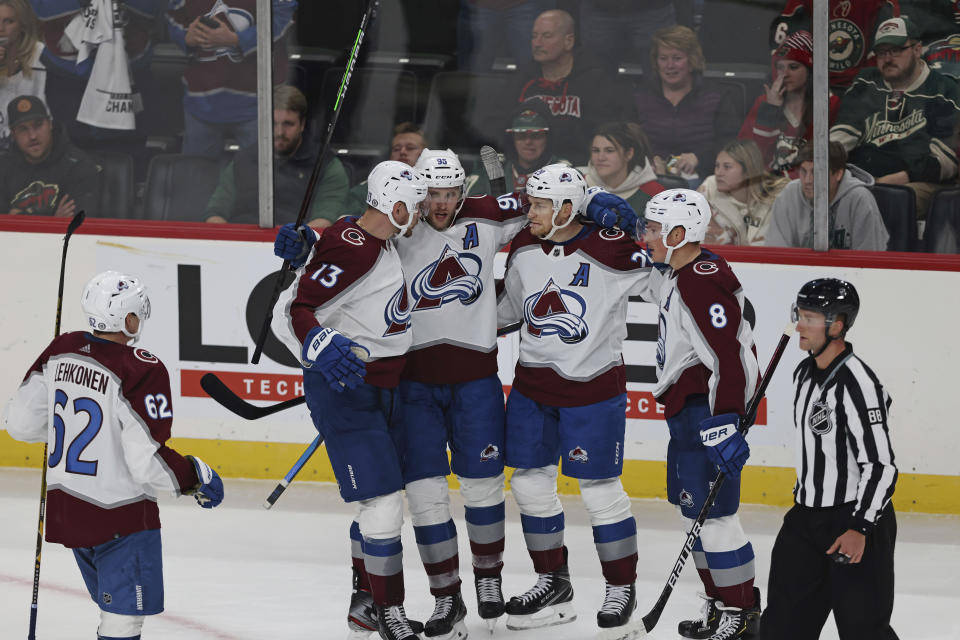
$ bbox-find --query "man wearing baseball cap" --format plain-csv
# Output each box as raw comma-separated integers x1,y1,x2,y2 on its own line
473,99,570,195
830,16,960,217
0,94,101,217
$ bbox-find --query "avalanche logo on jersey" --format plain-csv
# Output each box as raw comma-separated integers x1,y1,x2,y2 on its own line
383,285,412,336
411,244,483,311
523,279,588,344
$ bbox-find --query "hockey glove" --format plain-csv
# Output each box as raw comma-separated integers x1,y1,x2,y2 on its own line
186,455,224,508
274,223,318,268
302,326,368,392
700,413,750,477
582,187,644,238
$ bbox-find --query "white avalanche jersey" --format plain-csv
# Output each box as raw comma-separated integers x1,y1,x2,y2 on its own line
396,193,527,384
650,249,759,419
498,225,652,407
2,332,198,548
274,218,412,387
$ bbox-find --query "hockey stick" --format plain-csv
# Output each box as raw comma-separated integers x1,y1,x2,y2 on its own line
200,373,305,419
263,434,323,509
250,0,379,365
480,145,506,196
28,211,85,640
639,323,795,635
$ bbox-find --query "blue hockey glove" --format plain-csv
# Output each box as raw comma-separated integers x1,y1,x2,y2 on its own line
302,326,368,392
700,413,750,477
186,455,224,508
583,187,643,238
274,223,318,268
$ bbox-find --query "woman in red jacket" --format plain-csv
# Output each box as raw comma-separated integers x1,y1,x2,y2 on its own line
739,30,840,178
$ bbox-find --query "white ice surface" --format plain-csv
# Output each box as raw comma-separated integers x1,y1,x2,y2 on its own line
1,468,957,639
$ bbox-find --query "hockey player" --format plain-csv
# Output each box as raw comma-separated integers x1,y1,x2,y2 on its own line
271,160,429,640
760,279,898,640
2,270,224,640
496,164,653,639
275,151,640,639
640,189,761,639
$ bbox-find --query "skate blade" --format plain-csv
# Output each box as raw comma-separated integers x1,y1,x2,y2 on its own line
596,618,647,640
506,602,577,630
484,617,497,634
426,619,468,640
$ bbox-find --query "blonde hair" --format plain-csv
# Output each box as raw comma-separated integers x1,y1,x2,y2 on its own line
650,25,706,78
0,0,41,81
719,139,788,205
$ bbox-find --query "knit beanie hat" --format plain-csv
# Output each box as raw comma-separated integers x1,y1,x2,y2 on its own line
775,30,813,68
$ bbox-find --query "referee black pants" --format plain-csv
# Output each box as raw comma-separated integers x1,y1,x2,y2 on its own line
759,502,898,640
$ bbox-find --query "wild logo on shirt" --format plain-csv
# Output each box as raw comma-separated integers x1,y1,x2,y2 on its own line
523,278,588,344
411,244,483,311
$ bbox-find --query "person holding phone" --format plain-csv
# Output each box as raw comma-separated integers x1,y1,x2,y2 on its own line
167,0,297,157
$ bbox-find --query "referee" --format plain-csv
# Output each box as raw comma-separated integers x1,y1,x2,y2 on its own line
760,279,899,640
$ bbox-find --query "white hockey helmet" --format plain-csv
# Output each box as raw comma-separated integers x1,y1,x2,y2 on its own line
525,164,588,240
366,160,429,235
644,188,711,263
415,148,467,220
81,271,151,343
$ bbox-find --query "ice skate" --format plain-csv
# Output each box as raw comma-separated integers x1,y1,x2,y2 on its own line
377,604,423,640
474,575,505,632
504,563,576,630
595,582,643,639
347,568,378,639
700,588,761,640
423,592,468,639
678,592,721,639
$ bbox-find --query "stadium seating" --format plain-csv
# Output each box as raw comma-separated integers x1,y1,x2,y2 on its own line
868,184,919,252
319,67,419,150
141,154,221,221
89,152,135,219
925,188,960,253
422,72,510,153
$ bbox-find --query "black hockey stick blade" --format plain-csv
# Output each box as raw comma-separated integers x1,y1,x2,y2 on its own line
65,209,86,238
200,373,305,420
480,145,507,196
497,322,522,337
639,323,795,634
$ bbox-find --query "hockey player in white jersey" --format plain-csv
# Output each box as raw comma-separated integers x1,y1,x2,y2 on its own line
2,271,224,640
641,190,762,639
497,164,653,640
275,152,642,639
272,160,429,640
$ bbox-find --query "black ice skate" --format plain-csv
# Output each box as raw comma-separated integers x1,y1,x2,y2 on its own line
678,592,721,639
377,604,422,640
474,574,505,632
595,582,643,639
702,588,761,640
504,563,576,630
347,569,378,639
423,592,468,640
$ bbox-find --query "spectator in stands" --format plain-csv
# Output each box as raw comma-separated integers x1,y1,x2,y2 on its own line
769,0,899,90
456,0,551,72
471,98,569,195
167,0,297,157
634,25,741,188
0,94,100,216
830,16,960,217
578,121,664,212
766,142,889,250
343,121,427,216
697,139,788,246
507,8,636,165
29,0,166,149
204,85,348,227
0,0,45,149
579,0,676,77
739,30,840,178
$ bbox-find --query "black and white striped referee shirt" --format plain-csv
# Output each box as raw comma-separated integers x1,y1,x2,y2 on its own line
790,343,898,533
